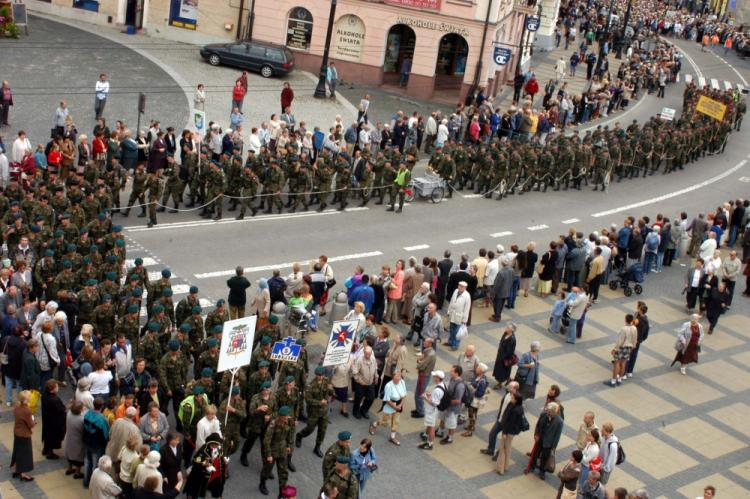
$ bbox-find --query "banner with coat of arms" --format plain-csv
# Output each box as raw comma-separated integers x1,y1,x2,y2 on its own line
322,320,358,367
217,316,256,372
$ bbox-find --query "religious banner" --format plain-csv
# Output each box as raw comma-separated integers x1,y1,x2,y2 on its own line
217,315,256,372
191,108,206,136
322,320,358,367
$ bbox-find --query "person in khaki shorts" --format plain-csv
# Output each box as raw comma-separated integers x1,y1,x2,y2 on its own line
496,391,525,475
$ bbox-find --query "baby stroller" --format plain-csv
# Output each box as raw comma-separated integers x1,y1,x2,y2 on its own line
608,262,644,296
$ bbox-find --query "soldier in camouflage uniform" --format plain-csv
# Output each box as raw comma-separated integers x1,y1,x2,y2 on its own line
295,366,333,457
184,305,205,365
219,386,246,455
246,360,273,402
263,161,285,214
186,367,216,406
175,285,200,327
334,155,351,211
376,161,395,206
139,321,163,378
275,376,300,472
158,156,183,213
202,161,226,221
77,278,100,326
324,455,359,499
93,294,116,342
314,159,333,211
115,305,142,351
249,336,273,373
240,380,277,466
321,430,352,479
159,338,189,420
236,164,260,220
226,154,243,212
259,405,294,496
204,299,229,333
122,163,147,217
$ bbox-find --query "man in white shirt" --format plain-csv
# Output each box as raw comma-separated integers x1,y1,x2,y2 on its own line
424,112,438,153
437,119,449,148
447,281,471,350
699,232,717,261
358,125,371,150
53,101,69,136
418,370,445,450
95,73,110,120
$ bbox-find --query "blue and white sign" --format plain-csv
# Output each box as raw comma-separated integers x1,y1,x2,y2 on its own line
526,16,540,32
322,320,358,367
493,46,512,66
270,336,302,363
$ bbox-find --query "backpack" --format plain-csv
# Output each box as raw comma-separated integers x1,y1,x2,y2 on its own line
460,380,474,407
645,232,659,251
611,440,626,465
82,413,106,449
436,385,451,411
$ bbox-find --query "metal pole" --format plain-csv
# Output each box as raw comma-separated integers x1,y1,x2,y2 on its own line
595,0,616,77
616,0,633,58
223,368,238,428
315,0,338,99
247,0,255,41
516,14,529,77
236,0,245,41
472,0,495,91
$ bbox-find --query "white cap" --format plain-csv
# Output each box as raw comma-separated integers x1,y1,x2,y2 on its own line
431,370,445,379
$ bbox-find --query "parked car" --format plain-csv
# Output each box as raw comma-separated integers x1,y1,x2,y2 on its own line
200,41,295,78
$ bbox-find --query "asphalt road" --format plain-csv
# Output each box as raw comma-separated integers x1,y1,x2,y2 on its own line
123,36,750,304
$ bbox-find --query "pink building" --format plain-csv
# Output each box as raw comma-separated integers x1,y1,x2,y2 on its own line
254,0,532,102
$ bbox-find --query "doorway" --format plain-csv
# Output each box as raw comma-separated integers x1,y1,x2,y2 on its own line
434,33,469,92
125,0,144,29
383,24,416,86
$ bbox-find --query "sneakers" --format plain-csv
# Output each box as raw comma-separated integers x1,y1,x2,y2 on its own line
420,432,429,441
418,442,433,450
439,437,453,445
480,448,493,455
680,367,687,375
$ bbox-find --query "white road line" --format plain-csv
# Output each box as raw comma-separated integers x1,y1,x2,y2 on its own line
125,257,159,268
461,193,484,199
148,271,165,281
194,251,384,279
449,238,475,245
490,231,514,238
698,76,707,88
562,218,580,224
126,209,348,232
684,74,693,84
199,298,214,308
591,160,748,218
527,224,549,231
724,80,733,91
714,53,749,86
676,73,680,82
669,40,702,78
403,244,430,251
710,78,719,90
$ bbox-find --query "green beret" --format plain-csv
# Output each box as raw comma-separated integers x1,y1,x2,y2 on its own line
207,338,218,348
45,249,54,257
115,239,125,247
90,245,99,252
161,269,171,278
153,304,164,313
54,230,64,237
231,386,241,395
148,322,160,332
212,325,223,334
132,288,143,297
66,243,76,252
105,272,116,280
192,305,202,315
168,339,180,351
189,286,199,294
315,366,325,376
216,299,225,306
295,338,306,346
284,375,295,384
192,385,205,395
162,288,173,297
260,381,272,390
127,305,139,314
338,431,352,441
82,256,92,265
101,294,112,302
278,405,290,416
261,336,272,345
62,260,72,269
269,315,278,325
258,360,270,368
106,255,117,263
201,367,213,377
113,225,123,232
336,454,350,464
179,323,192,332
134,258,143,266
86,279,98,286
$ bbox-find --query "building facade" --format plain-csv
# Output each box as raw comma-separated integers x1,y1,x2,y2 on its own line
28,0,533,101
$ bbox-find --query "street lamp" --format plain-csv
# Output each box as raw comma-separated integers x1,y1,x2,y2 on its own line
314,0,338,99
615,0,633,59
594,0,616,77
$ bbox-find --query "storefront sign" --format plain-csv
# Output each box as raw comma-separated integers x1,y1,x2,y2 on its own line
334,14,366,62
385,0,441,9
169,0,198,30
394,16,470,37
695,95,727,121
526,16,540,32
493,46,512,65
287,7,313,50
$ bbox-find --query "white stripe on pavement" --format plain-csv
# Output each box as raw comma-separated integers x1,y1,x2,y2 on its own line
194,251,385,279
591,160,747,218
125,208,365,232
675,73,680,82
713,53,749,86
449,238,475,245
684,74,693,84
125,257,159,268
724,80,733,91
710,78,719,89
461,194,484,199
527,224,549,231
403,244,430,251
698,76,706,88
199,298,214,308
562,218,580,224
148,271,164,281
490,231,514,238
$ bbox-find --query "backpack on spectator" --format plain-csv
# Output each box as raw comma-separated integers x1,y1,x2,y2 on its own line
460,380,474,407
611,440,626,465
435,385,451,411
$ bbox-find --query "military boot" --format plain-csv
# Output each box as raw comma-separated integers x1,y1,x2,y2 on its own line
313,445,323,458
259,480,269,495
156,205,166,213
287,455,296,472
137,207,147,218
169,201,179,214
121,207,131,217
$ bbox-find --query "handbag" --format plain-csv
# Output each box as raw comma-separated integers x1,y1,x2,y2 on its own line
41,336,59,368
0,339,8,365
503,353,519,368
456,324,468,341
544,450,556,473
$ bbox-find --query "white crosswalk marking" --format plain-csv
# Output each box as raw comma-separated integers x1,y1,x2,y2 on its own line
449,238,475,245
490,231,513,238
675,73,680,82
199,298,213,308
711,78,719,89
698,77,707,88
724,81,733,91
738,84,746,93
148,271,164,282
403,244,430,251
684,74,693,84
125,257,159,269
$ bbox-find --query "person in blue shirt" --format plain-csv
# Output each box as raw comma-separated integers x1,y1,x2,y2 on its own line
34,144,48,171
229,107,244,128
549,290,567,334
350,275,374,314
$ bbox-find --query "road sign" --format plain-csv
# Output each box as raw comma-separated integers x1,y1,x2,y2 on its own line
217,315,256,372
270,336,302,363
322,320,357,367
493,46,512,66
526,16,540,32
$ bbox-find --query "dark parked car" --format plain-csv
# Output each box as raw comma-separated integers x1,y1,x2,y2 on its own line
200,41,295,78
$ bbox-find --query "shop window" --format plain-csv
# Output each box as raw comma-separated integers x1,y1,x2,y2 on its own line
286,7,313,51
73,0,99,12
169,0,198,30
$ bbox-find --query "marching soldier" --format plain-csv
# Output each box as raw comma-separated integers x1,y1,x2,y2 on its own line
158,156,183,213
321,431,352,479
219,386,246,456
178,385,207,467
240,380,277,466
203,161,226,221
324,455,359,499
122,163,147,218
175,285,200,327
295,366,333,457
259,405,294,496
275,376,300,472
236,164,260,220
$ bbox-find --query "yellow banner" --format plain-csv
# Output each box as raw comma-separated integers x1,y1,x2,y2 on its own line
696,95,727,121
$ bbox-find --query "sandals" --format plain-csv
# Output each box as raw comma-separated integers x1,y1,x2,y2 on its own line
388,437,401,446
368,423,377,435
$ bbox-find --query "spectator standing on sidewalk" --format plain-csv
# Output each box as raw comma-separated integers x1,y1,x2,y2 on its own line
226,266,251,320
231,80,246,112
605,314,637,387
412,337,436,418
446,282,471,350
626,303,649,378
280,82,294,115
94,74,109,120
720,251,741,307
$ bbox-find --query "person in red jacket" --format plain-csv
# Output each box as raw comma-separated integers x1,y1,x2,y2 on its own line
468,116,481,144
232,80,247,112
524,75,539,104
92,131,107,169
47,143,63,174
280,82,294,114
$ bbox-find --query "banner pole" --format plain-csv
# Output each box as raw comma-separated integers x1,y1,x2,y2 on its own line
224,367,238,428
